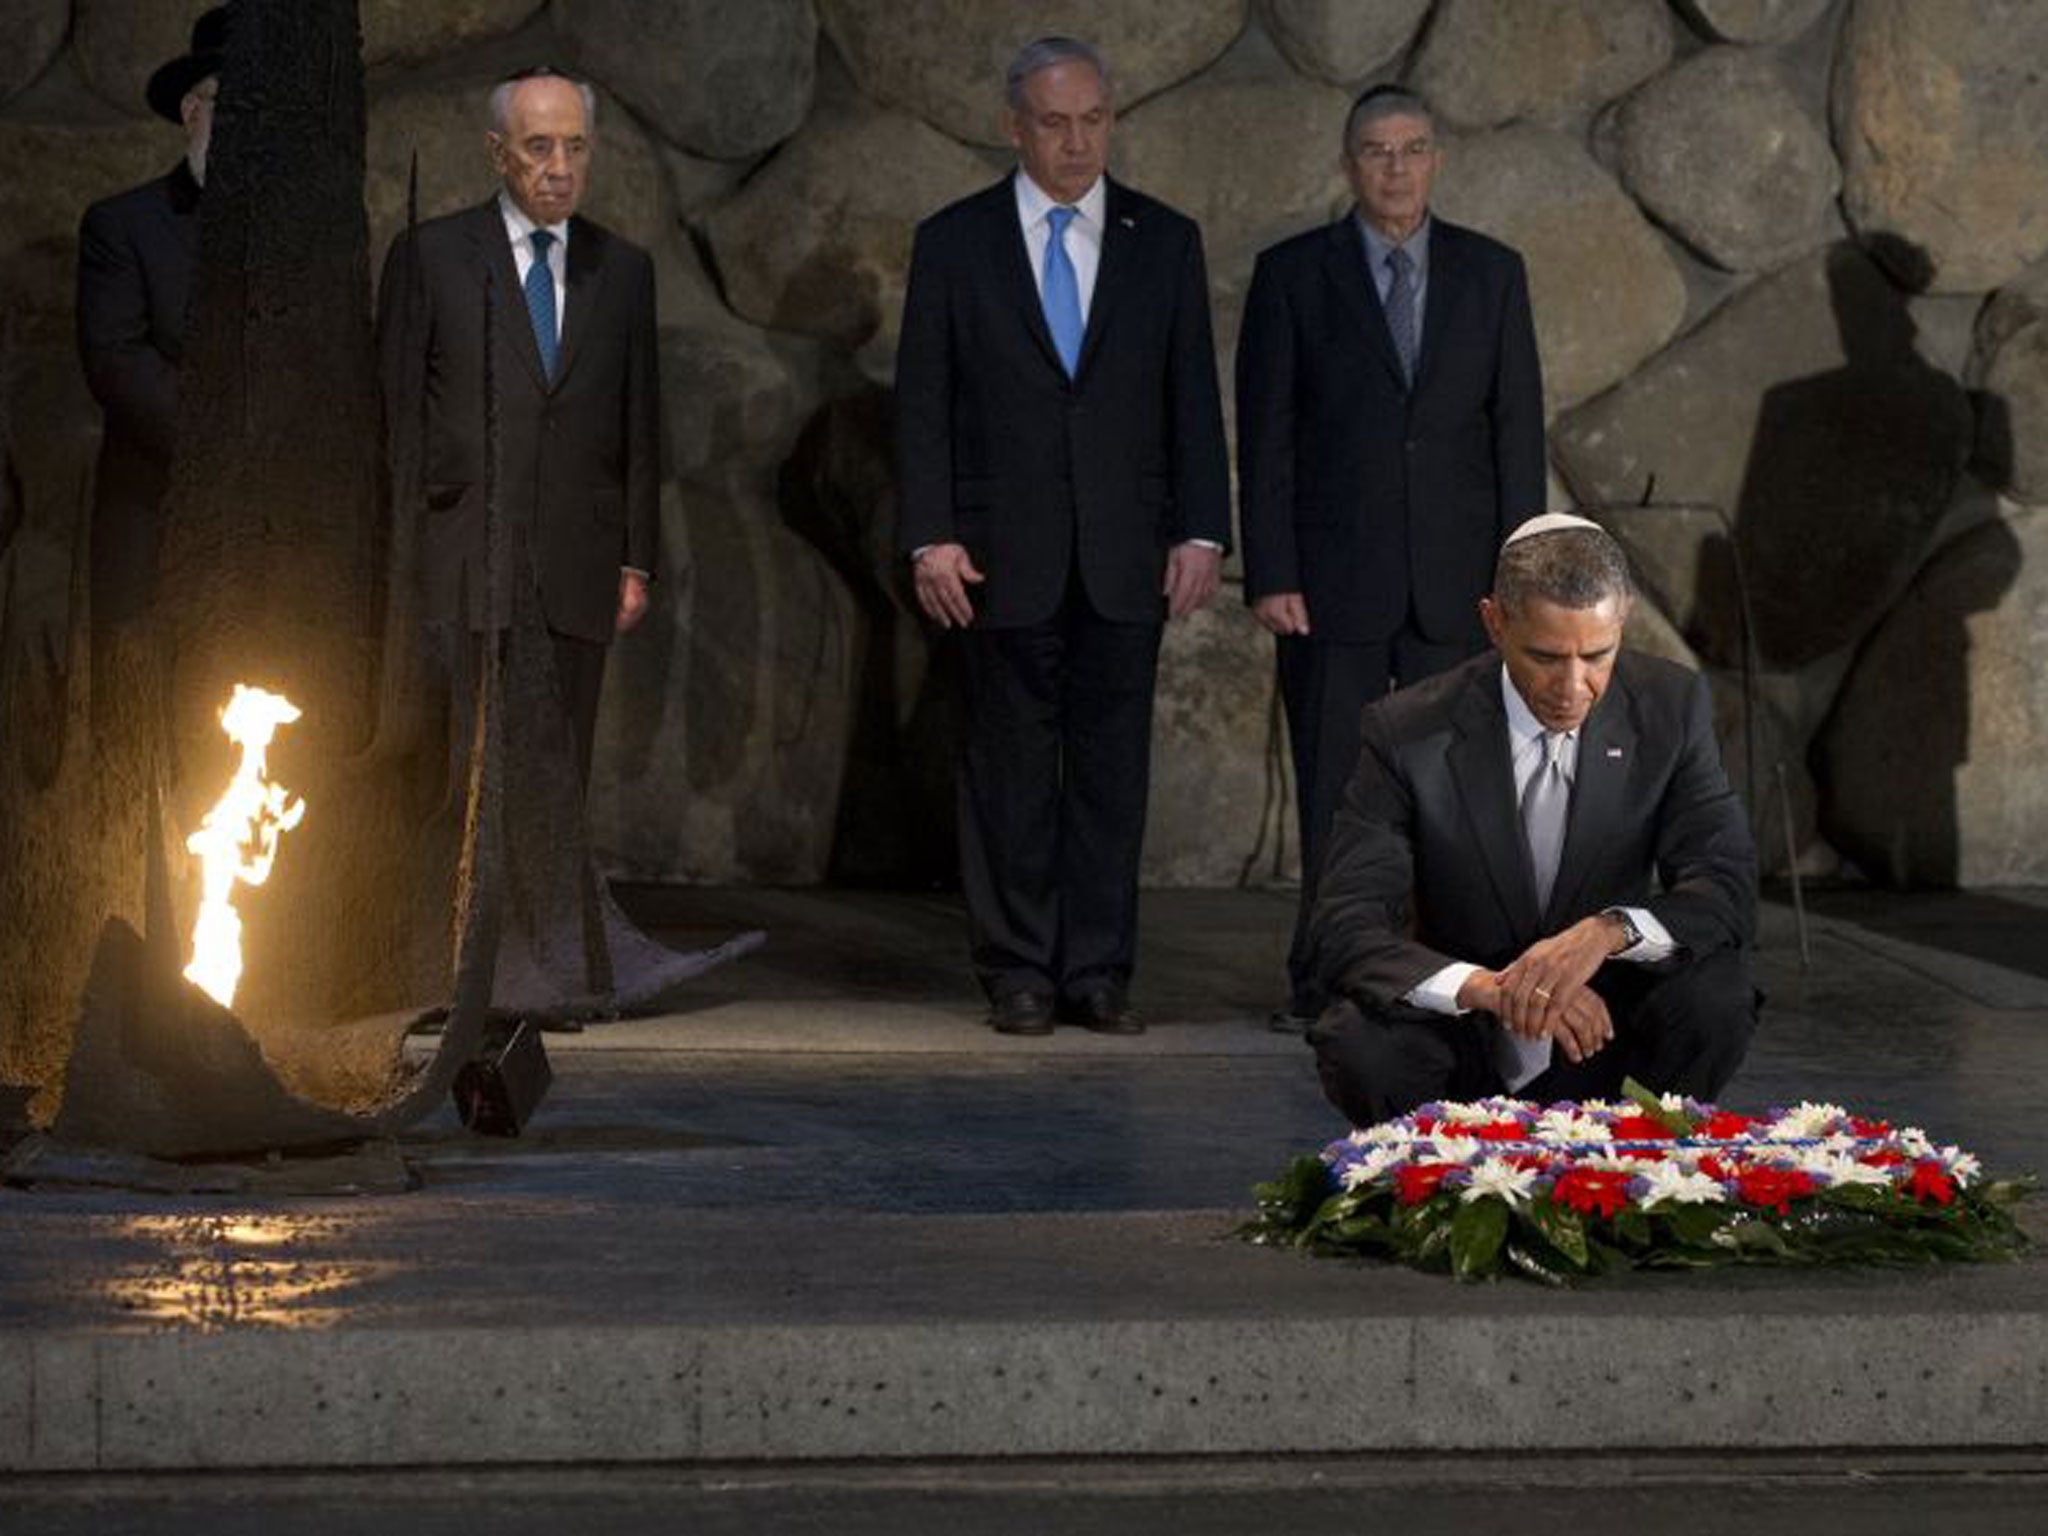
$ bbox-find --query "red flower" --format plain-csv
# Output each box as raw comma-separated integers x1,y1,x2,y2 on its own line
1850,1116,1892,1138
1903,1161,1956,1206
1550,1167,1632,1218
1696,1154,1733,1182
1735,1166,1817,1214
1506,1152,1555,1173
1394,1161,1455,1205
1700,1112,1759,1140
1860,1149,1908,1168
1471,1119,1530,1142
1412,1116,1438,1137
1608,1113,1677,1141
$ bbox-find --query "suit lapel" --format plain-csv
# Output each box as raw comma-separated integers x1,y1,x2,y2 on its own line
1445,667,1538,936
990,176,1066,378
554,216,603,388
1412,220,1464,396
470,201,549,393
1547,678,1638,925
1321,218,1408,392
1073,179,1138,381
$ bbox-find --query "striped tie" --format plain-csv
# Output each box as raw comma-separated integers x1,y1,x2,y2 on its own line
1384,244,1417,386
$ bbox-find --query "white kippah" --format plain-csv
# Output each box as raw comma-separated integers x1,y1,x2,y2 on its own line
1502,511,1604,549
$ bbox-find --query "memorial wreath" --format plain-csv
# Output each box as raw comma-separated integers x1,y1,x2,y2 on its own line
1243,1079,2031,1284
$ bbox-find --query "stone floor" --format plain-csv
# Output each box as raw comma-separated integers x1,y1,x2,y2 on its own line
0,884,2043,1478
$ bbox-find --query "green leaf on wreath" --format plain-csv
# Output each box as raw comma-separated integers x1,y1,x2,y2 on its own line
1449,1197,1510,1279
1620,1075,1694,1136
1529,1201,1590,1267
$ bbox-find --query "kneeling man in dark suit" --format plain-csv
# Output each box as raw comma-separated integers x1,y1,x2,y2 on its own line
1308,514,1758,1126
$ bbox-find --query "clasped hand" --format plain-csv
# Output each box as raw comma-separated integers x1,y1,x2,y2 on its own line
1455,914,1625,1065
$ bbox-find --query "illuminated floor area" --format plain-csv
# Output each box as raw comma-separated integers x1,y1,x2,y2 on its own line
0,888,2043,1474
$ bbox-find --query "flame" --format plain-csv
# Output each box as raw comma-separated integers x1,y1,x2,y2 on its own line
183,685,306,1009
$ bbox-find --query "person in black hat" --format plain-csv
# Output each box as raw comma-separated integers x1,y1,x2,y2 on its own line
75,5,231,645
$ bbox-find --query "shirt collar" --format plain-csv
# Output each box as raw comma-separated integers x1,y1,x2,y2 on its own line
1015,170,1107,230
1356,210,1430,274
499,191,569,249
1499,664,1568,747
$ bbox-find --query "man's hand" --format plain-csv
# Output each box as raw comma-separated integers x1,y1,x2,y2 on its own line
1252,591,1311,636
1459,913,1630,1064
912,542,984,628
1163,541,1222,619
615,568,650,634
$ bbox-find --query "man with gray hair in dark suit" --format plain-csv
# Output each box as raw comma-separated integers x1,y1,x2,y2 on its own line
1307,514,1759,1126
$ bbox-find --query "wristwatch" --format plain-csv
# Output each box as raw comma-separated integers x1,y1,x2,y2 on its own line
1603,907,1643,952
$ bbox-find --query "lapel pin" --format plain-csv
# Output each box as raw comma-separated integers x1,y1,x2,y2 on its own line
1119,215,1135,228
1605,746,1624,758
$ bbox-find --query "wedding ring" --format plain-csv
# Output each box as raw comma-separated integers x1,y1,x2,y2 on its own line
1533,987,1553,1001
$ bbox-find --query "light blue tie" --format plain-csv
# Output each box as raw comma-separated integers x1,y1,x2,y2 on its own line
524,229,559,382
1384,244,1418,386
1041,205,1083,377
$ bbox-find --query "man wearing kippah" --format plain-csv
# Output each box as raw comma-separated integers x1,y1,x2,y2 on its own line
1237,84,1546,1034
1305,515,1759,1127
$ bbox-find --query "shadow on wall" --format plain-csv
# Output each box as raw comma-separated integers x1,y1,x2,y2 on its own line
778,388,960,887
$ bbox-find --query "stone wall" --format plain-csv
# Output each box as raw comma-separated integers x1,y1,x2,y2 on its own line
3,0,2045,888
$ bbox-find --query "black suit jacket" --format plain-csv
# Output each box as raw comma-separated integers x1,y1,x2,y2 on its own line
77,162,202,625
376,200,659,644
1313,650,1756,1007
1236,216,1546,646
893,175,1230,628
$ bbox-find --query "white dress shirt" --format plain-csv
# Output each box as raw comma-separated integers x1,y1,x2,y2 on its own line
1404,666,1677,1015
1013,171,1105,323
499,192,568,343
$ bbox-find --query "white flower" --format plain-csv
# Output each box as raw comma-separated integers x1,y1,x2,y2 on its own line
1943,1149,1981,1187
1576,1098,1624,1117
1357,1122,1409,1146
1806,1152,1891,1189
1460,1157,1540,1207
1654,1091,1686,1114
1428,1134,1483,1165
1896,1126,1936,1158
1338,1143,1411,1189
1437,1101,1500,1126
1537,1108,1612,1145
1767,1102,1848,1140
1636,1162,1729,1207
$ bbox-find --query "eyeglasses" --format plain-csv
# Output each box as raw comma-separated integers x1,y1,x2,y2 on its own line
1354,138,1435,167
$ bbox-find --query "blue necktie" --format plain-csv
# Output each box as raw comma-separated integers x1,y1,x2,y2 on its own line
524,228,559,382
1384,244,1417,386
1041,205,1083,377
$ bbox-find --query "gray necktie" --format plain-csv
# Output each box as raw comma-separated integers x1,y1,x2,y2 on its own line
1499,730,1570,1091
1384,245,1418,385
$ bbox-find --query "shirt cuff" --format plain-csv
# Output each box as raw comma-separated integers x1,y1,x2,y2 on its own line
1404,961,1481,1016
1179,538,1224,551
621,565,651,580
1606,905,1678,963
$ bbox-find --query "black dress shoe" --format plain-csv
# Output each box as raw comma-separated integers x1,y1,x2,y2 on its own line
989,991,1056,1035
1063,987,1145,1035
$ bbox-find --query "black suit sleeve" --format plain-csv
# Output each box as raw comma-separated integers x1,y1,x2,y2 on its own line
1311,704,1461,1007
892,218,955,557
1646,669,1757,956
1233,247,1297,599
1489,251,1546,541
1165,222,1231,550
622,246,661,579
77,202,178,463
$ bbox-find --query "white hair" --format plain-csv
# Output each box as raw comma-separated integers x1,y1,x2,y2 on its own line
1004,36,1111,109
489,71,598,134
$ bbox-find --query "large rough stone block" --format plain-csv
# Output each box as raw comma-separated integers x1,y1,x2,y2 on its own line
1431,126,1685,414
1671,0,1830,43
361,0,543,65
1409,0,1672,130
1831,0,2048,294
815,0,1247,148
590,465,862,884
1258,0,1431,86
551,0,815,161
1973,261,2048,508
1553,245,1973,668
73,0,195,118
702,88,992,352
1815,514,2037,886
365,74,678,295
1114,68,1352,287
0,0,66,109
1614,46,1839,273
1142,599,1288,885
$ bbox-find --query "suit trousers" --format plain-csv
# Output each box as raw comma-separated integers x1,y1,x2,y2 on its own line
1308,947,1760,1126
1278,625,1478,1012
955,576,1163,1003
